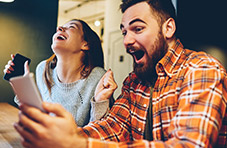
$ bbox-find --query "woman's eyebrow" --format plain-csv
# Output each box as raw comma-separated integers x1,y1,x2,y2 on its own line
69,22,80,29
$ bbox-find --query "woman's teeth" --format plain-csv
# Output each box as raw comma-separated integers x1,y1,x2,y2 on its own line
57,35,67,40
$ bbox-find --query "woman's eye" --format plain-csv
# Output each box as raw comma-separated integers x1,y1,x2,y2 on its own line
122,31,127,36
69,26,76,29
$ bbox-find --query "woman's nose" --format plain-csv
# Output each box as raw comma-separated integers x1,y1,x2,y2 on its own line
57,26,65,32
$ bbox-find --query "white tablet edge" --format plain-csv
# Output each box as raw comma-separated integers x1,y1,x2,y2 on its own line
9,73,45,112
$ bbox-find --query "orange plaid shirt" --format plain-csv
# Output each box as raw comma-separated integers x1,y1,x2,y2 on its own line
78,40,227,148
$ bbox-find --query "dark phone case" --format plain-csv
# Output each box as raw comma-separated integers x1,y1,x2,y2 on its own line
3,53,31,81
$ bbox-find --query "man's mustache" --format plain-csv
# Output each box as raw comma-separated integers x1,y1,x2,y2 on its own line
126,46,138,54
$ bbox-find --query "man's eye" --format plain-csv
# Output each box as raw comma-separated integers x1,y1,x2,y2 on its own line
134,27,143,33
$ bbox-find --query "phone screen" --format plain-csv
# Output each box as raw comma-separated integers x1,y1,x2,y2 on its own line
3,53,31,81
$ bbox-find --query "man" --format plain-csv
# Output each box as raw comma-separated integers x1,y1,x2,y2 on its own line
15,0,227,148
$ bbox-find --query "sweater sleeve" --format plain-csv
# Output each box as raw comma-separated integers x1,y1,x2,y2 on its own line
14,95,20,106
90,98,110,121
87,67,114,122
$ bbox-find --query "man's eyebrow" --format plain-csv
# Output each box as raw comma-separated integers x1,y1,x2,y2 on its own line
129,18,146,25
120,18,146,30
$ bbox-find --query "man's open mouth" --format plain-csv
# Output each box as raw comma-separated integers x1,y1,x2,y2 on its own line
127,47,145,62
133,50,144,61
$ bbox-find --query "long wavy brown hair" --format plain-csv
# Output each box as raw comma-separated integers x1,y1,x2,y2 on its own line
43,19,104,93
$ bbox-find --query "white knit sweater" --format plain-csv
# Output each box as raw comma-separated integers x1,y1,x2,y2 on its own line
15,60,111,127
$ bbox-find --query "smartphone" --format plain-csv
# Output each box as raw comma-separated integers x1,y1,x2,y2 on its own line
3,53,31,81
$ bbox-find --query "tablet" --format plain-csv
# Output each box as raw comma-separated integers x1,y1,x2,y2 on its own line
9,73,45,112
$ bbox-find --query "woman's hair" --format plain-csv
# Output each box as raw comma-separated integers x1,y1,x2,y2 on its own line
43,19,104,93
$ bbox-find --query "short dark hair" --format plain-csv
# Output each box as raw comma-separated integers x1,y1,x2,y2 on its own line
120,0,177,25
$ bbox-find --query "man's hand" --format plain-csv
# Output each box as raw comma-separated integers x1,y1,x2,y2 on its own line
94,69,118,102
14,102,87,148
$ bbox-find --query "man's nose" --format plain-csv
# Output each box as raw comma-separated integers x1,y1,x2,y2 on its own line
123,33,135,47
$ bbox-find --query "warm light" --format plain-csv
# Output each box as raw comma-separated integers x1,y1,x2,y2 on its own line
94,20,101,27
0,0,14,2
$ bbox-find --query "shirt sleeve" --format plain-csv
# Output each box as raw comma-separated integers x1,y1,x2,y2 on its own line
162,58,227,147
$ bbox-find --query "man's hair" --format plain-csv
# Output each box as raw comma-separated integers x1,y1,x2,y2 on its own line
120,0,177,25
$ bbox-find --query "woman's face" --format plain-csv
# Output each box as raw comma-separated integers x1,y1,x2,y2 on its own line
51,20,87,55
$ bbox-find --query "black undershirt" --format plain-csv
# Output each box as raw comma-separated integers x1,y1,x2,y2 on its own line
143,87,153,141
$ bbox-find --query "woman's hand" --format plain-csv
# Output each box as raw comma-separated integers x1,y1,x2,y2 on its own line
3,54,30,76
94,69,118,102
3,54,15,74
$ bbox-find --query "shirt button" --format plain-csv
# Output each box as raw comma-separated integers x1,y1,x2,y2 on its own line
143,104,147,107
138,128,141,131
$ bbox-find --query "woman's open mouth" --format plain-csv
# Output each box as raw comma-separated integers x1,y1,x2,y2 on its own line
57,34,67,40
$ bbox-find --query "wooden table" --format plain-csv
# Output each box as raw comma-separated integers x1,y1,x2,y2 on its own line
0,103,23,148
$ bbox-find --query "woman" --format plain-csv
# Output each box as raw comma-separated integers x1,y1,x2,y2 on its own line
4,19,114,127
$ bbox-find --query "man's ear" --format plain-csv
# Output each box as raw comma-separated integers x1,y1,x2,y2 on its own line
162,18,176,39
81,42,89,51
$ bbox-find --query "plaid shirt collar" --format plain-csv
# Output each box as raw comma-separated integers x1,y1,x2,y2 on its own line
156,39,184,78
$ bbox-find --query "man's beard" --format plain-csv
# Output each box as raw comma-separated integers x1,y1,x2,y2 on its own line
134,31,168,85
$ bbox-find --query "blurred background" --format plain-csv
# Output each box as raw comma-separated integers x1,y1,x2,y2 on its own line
0,0,226,107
